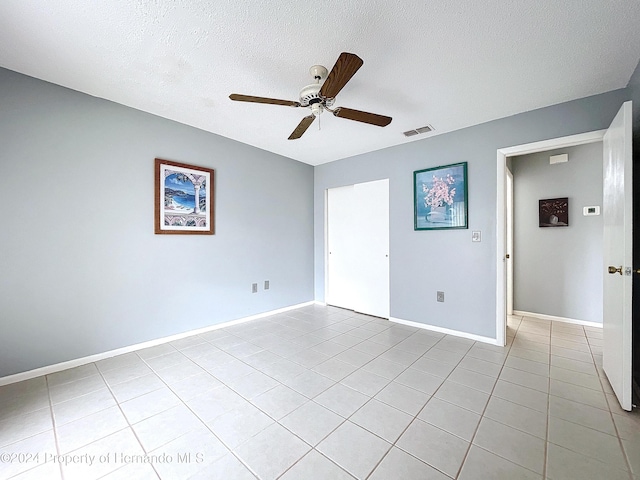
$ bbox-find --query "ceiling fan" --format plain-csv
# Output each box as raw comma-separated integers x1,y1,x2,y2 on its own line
229,52,392,140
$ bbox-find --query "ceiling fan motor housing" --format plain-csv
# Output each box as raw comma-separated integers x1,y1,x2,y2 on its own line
299,83,322,106
299,83,335,108
299,64,335,109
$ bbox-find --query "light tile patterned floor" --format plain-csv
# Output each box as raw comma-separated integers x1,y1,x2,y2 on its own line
1,305,639,479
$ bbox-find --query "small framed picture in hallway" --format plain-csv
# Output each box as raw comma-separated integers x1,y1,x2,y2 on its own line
155,158,215,234
539,197,568,227
414,162,468,230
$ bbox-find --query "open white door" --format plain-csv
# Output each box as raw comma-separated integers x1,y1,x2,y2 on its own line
602,101,633,411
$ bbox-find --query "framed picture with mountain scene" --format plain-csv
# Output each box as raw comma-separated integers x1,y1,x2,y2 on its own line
155,158,215,234
414,162,468,230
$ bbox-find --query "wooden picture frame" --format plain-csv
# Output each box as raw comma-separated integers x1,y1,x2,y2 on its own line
155,158,215,235
414,162,468,230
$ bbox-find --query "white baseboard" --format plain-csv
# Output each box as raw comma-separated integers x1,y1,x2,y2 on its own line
389,317,501,346
512,310,603,328
0,301,315,387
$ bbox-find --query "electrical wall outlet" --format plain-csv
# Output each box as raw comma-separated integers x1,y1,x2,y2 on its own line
264,280,270,290
252,283,258,293
472,231,481,242
437,291,444,302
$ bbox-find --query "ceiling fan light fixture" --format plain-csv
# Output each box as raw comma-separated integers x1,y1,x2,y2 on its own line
311,103,324,117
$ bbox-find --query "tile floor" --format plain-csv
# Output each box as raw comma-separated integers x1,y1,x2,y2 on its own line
1,305,639,480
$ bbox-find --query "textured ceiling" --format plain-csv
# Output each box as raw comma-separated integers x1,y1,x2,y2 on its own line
1,1,639,165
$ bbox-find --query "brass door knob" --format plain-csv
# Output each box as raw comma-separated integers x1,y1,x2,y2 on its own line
608,266,623,275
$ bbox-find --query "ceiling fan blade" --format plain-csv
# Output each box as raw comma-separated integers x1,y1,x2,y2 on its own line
333,107,392,127
288,115,316,140
229,94,300,107
319,52,364,99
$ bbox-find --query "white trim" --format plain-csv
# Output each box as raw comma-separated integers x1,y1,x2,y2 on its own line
498,130,606,157
0,301,315,387
390,317,501,346
512,310,603,328
314,300,327,306
496,130,606,347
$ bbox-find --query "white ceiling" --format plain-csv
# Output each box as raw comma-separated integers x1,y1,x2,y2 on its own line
1,1,639,166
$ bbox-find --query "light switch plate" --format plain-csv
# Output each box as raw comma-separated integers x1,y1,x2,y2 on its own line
472,231,481,242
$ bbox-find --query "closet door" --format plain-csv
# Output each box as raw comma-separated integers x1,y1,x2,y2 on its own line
326,185,356,311
327,179,389,318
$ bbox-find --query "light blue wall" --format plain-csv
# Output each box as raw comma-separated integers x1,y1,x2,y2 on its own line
512,144,603,323
315,89,631,339
0,68,314,377
1,64,635,376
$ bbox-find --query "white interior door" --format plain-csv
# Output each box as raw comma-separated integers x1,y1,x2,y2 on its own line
327,185,356,310
602,101,633,411
352,180,390,318
326,179,390,318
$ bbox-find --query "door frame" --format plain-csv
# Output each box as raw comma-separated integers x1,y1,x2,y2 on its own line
506,167,514,317
495,130,606,345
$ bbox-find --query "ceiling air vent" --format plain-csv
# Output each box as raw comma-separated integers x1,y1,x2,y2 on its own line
403,125,434,137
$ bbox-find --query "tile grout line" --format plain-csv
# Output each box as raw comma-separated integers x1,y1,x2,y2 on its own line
133,348,262,479
450,315,519,479
131,309,373,479
588,335,635,479
331,322,465,479
245,310,400,479
369,329,493,478
275,313,425,479
547,323,633,479
46,375,65,480
271,310,378,480
10,308,625,480
93,363,162,480
542,322,553,480
277,315,465,479
1,379,62,479
364,332,503,479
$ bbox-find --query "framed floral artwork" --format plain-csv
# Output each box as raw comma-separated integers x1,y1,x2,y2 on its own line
155,158,215,235
414,162,468,230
